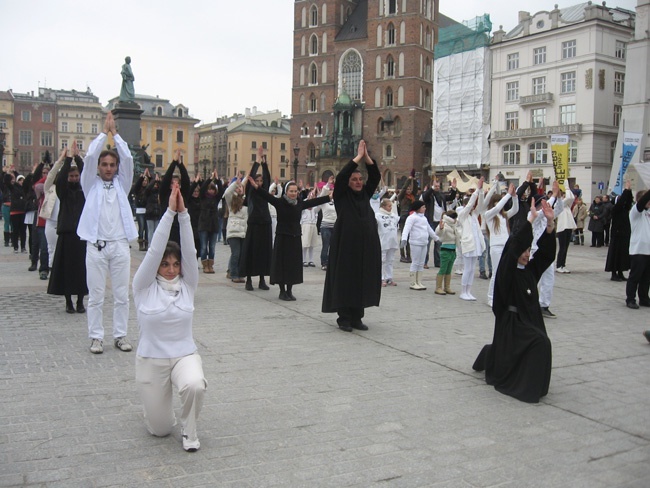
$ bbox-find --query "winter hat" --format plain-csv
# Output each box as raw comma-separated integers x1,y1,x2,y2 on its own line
16,175,25,182
410,200,425,212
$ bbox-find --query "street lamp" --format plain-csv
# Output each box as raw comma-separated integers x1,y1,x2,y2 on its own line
293,143,300,182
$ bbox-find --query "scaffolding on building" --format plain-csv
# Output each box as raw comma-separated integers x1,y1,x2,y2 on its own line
433,15,492,171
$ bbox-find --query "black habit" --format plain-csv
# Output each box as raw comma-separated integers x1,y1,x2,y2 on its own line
472,220,556,403
47,157,88,297
240,162,273,277
605,189,633,273
321,160,382,315
256,189,330,285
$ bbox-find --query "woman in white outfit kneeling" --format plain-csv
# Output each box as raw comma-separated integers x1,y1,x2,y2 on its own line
132,185,206,452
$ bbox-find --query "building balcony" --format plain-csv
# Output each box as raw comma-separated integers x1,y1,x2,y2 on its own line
519,92,554,106
492,123,582,140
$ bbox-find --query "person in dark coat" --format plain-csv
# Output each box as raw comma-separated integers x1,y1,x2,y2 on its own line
509,170,538,235
187,175,202,261
472,199,556,403
588,196,605,247
240,148,273,291
321,140,382,332
601,194,614,246
47,149,88,313
248,177,330,301
159,149,191,245
129,170,150,251
197,171,224,274
605,181,633,281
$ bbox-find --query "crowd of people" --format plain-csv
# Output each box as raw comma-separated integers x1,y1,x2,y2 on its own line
2,112,649,449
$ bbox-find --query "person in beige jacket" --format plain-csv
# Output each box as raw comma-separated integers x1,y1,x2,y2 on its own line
572,197,587,245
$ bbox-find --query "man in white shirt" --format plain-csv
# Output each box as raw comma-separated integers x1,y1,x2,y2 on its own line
626,188,650,309
78,112,138,354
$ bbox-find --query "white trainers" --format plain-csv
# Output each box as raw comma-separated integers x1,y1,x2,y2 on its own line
182,429,200,452
562,267,570,274
90,339,103,354
114,337,133,352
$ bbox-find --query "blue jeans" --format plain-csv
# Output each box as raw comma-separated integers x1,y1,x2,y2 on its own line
200,231,218,260
136,213,148,241
228,237,243,278
478,234,491,275
320,227,332,266
33,226,49,272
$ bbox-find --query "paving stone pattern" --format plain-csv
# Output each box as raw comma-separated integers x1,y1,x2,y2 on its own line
1,239,649,487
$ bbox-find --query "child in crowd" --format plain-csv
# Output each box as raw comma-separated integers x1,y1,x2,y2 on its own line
375,198,400,286
434,210,460,295
401,200,439,290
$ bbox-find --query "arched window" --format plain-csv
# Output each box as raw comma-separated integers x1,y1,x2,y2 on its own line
528,142,548,164
308,142,316,160
156,106,163,116
386,144,393,158
386,55,395,78
426,26,432,50
340,49,363,100
301,123,309,136
321,61,328,83
309,93,317,112
397,86,404,106
310,4,318,26
299,94,305,113
310,34,318,55
503,144,521,165
377,117,384,134
424,57,431,81
424,89,431,110
177,108,183,117
320,92,326,111
310,63,318,85
387,22,396,45
300,64,305,85
315,122,323,136
383,169,393,186
301,36,306,56
386,88,394,107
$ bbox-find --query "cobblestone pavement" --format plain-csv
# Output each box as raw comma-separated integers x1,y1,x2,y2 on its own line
1,238,649,487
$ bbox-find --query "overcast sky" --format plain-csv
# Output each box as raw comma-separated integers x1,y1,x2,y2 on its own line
0,0,639,125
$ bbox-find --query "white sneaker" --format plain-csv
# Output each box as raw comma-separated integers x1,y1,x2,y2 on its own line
487,300,493,307
562,267,570,274
556,266,564,273
90,339,103,354
182,429,200,452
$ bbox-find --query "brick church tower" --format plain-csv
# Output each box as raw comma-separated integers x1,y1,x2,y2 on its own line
292,0,437,188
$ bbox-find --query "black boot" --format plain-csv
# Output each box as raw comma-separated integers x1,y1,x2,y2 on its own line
618,272,627,281
4,232,10,247
65,295,75,314
76,295,86,313
245,277,254,291
285,285,296,301
611,272,622,282
278,284,290,301
258,276,269,290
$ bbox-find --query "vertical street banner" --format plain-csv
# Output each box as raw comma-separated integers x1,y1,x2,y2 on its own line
612,132,643,195
551,134,569,191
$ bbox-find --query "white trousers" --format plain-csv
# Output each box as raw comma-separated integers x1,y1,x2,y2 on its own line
45,219,58,268
487,244,505,302
381,248,397,281
538,263,555,308
136,353,207,444
86,239,130,340
409,244,428,272
462,255,478,287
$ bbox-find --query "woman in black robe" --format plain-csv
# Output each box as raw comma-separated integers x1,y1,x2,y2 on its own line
321,140,382,332
248,178,330,301
240,150,273,291
605,180,633,281
47,151,87,313
472,200,556,403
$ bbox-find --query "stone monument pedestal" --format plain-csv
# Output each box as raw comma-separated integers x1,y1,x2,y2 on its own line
111,102,143,149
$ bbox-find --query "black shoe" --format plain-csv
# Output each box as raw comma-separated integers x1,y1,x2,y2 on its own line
541,307,556,319
626,301,640,310
639,301,650,308
258,281,269,290
39,271,48,280
611,275,623,282
351,321,368,331
245,281,254,291
28,264,37,272
337,319,352,332
66,303,75,314
279,291,291,301
308,262,315,267
76,302,86,313
286,291,297,301
618,273,628,281
479,272,488,280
